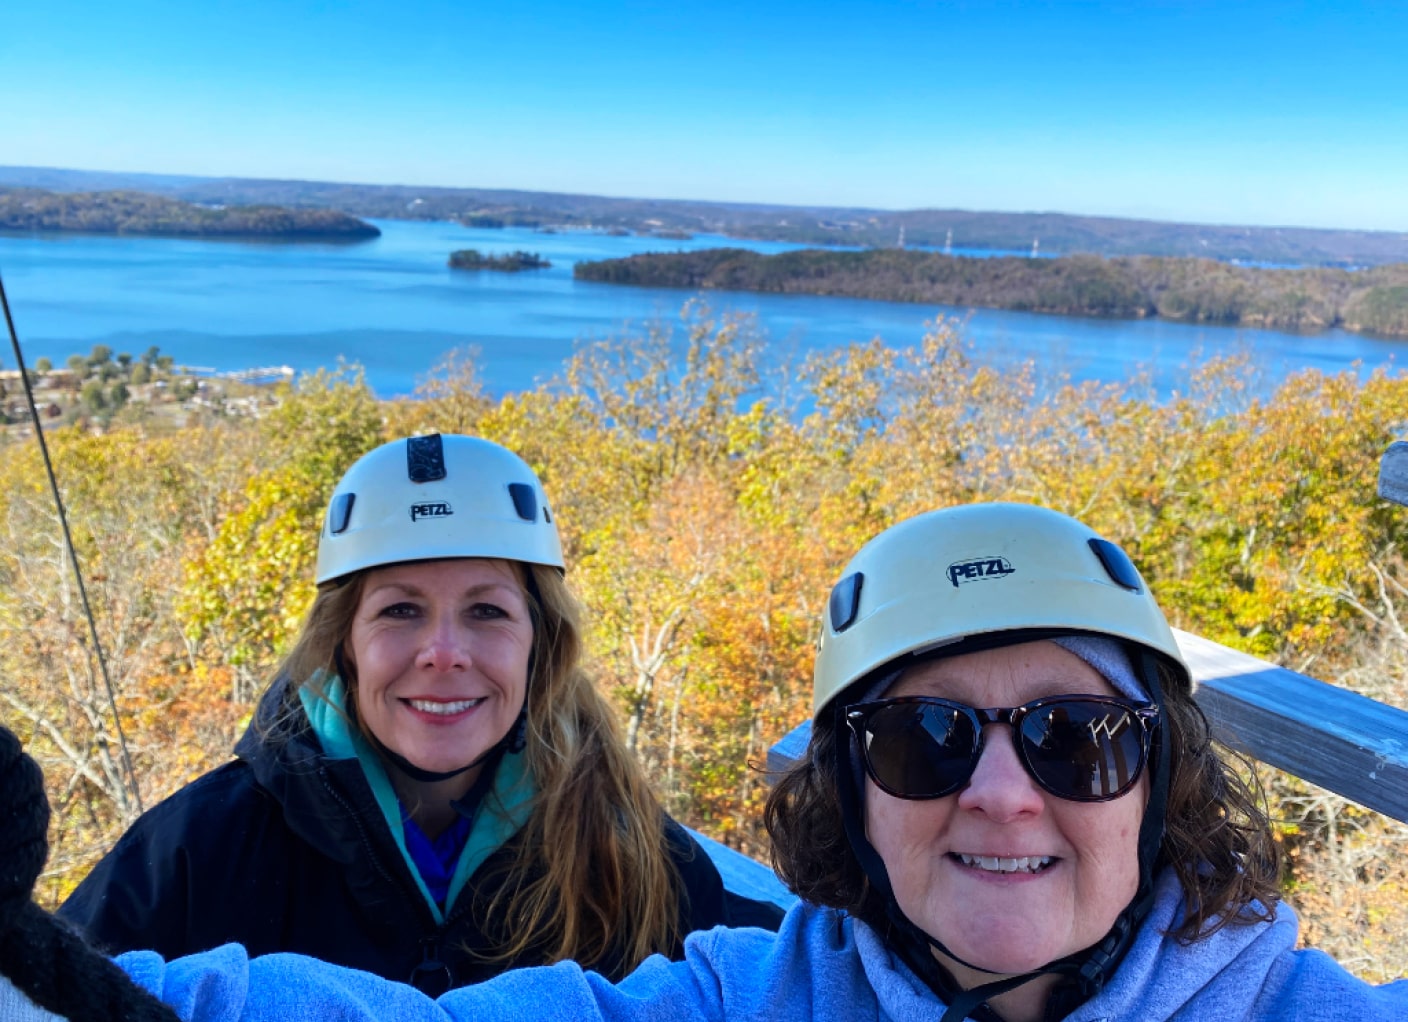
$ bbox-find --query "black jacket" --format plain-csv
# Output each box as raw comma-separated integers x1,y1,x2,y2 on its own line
59,696,782,992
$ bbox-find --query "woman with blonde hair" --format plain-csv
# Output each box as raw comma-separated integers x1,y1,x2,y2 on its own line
60,433,780,993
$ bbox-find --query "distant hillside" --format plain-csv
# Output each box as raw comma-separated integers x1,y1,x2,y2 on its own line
3,164,1407,266
575,247,1408,337
0,186,380,240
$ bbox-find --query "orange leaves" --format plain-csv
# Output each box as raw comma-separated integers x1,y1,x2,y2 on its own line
130,664,245,790
571,468,819,846
9,306,1408,966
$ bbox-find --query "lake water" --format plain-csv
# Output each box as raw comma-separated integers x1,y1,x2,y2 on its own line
0,219,1403,400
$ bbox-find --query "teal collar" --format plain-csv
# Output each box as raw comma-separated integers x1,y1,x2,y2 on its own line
301,677,538,923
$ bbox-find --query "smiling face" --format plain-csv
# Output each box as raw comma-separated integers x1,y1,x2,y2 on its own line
863,640,1147,985
346,558,534,799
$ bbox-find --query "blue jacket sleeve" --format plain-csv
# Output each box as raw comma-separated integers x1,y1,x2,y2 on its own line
118,945,715,1022
119,946,453,1022
112,905,837,1022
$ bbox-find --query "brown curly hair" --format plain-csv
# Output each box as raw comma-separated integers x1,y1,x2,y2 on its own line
765,658,1282,943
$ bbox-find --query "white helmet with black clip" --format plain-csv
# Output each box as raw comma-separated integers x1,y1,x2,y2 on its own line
316,433,562,585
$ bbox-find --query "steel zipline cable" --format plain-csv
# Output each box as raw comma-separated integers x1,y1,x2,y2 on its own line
0,270,144,816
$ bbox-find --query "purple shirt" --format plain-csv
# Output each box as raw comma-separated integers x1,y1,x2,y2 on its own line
400,805,474,907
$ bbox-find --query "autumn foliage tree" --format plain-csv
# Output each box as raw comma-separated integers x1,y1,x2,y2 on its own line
2,306,1407,975
175,367,384,697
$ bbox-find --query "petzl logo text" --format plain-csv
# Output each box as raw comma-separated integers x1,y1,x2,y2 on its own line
946,557,1015,588
410,502,454,522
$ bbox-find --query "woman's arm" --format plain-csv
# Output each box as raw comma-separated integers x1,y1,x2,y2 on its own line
122,918,789,1022
119,946,454,1022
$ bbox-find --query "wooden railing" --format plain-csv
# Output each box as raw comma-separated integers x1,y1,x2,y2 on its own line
701,627,1408,910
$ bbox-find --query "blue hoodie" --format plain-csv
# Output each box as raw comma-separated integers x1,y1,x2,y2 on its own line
117,869,1406,1022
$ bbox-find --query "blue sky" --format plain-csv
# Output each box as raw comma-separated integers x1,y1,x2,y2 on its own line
3,1,1406,231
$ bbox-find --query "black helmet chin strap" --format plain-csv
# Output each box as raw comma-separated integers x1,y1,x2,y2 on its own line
834,645,1171,1022
331,647,529,784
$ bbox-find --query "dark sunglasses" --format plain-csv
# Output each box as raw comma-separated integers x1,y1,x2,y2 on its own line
845,695,1159,803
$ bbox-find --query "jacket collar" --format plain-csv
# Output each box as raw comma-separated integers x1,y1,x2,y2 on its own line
235,675,537,922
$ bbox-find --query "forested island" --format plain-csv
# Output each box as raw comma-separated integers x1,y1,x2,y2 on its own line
574,247,1408,337
448,249,551,271
0,187,380,240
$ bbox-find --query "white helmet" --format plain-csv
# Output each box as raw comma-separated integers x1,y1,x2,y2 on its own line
315,434,564,585
813,502,1189,716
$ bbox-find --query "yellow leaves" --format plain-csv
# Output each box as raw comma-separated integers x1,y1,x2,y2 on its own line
174,370,383,678
561,302,762,475
392,347,492,437
176,465,319,670
1163,369,1408,657
11,304,1408,961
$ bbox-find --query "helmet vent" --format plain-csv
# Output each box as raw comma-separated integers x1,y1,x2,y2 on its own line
328,493,356,535
1089,538,1143,592
829,572,864,633
406,434,447,483
508,483,538,522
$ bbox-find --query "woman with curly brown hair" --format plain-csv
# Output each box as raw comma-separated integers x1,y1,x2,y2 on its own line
762,501,1287,1021
57,433,780,996
13,502,1404,1021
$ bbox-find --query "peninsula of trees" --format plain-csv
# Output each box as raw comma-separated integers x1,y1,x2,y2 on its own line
0,187,380,240
574,247,1408,337
448,249,551,271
